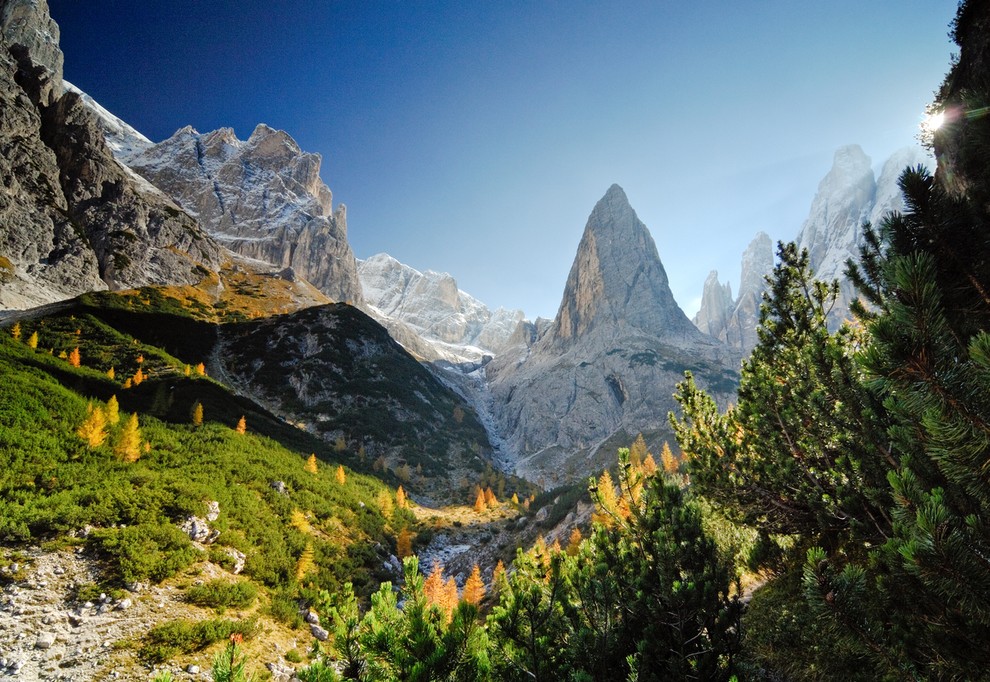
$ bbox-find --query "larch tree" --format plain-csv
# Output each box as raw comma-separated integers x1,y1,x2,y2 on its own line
106,366,115,380
305,453,318,474
191,401,203,426
395,485,407,508
462,564,485,605
114,413,142,462
484,486,497,507
10,322,20,339
105,395,120,426
26,331,37,349
396,528,413,559
67,347,81,367
234,415,246,434
77,403,108,448
473,489,487,513
335,464,346,485
296,542,316,581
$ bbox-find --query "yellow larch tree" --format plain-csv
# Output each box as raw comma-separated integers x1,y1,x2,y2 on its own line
184,364,191,377
629,433,649,468
335,465,346,485
77,402,108,448
114,413,142,462
106,366,115,380
304,453,318,474
424,561,446,609
592,469,618,526
10,322,20,340
105,395,120,426
511,492,520,506
27,331,38,349
473,489,487,513
194,362,206,376
132,367,145,386
377,490,394,518
396,528,413,559
642,453,658,475
68,347,81,367
395,485,407,508
566,527,583,556
462,564,485,605
660,441,679,475
442,578,459,622
235,415,246,434
296,542,316,581
122,377,132,389
484,487,497,507
291,508,313,534
191,401,203,426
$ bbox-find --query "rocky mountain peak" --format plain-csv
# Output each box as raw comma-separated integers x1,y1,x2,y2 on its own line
739,231,773,300
1,0,62,103
545,184,697,349
125,122,361,303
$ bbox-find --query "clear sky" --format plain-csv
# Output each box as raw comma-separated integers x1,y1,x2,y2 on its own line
49,1,958,319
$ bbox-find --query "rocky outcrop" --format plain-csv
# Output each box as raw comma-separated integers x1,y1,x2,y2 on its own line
487,185,739,485
693,231,773,356
126,124,363,305
0,0,223,310
795,144,931,324
358,252,524,361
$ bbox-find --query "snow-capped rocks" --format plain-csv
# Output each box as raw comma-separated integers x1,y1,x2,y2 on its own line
358,253,524,361
125,123,363,305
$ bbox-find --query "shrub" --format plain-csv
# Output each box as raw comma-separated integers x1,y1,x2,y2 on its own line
185,579,257,610
140,617,257,663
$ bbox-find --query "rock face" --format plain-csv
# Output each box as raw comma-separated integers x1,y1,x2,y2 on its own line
125,124,363,305
0,0,223,310
358,252,524,362
693,231,773,356
795,144,931,323
487,185,739,485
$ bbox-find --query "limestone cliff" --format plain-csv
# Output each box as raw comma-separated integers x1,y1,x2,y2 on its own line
487,185,739,485
125,124,363,305
0,0,223,310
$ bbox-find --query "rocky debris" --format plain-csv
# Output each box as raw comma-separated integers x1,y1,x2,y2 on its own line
309,624,329,641
270,480,289,496
487,184,740,485
205,500,221,522
125,123,363,305
267,660,297,681
222,548,247,575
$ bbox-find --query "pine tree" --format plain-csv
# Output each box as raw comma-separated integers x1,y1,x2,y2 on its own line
77,403,108,448
304,453,318,474
191,401,203,426
114,413,142,462
462,564,485,605
235,415,246,434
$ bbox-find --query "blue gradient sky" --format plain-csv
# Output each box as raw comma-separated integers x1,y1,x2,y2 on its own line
49,1,957,319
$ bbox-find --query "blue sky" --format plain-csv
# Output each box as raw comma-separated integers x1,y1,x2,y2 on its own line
50,1,958,319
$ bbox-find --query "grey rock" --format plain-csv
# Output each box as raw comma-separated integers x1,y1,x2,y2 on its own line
270,481,289,496
310,624,329,641
304,610,319,625
487,184,739,485
126,124,362,305
205,500,220,522
35,632,56,649
186,664,200,674
115,598,131,610
180,516,211,543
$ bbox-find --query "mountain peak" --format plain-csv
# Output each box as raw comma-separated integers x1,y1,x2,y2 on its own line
543,186,698,349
